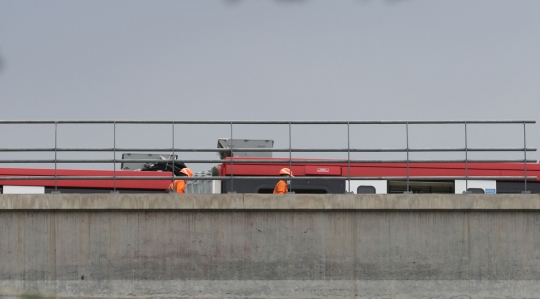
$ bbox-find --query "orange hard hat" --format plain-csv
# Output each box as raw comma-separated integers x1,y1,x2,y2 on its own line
279,168,294,177
180,168,193,177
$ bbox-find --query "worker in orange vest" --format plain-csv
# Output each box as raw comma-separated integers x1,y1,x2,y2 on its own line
273,168,293,194
169,167,193,194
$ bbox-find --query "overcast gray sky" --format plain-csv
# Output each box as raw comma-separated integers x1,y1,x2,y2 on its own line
0,0,539,171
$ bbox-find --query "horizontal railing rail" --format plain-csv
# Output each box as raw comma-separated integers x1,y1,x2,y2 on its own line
0,159,537,164
0,147,536,152
0,176,536,181
0,120,535,124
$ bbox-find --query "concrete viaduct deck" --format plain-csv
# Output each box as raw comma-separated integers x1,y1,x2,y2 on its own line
1,194,540,299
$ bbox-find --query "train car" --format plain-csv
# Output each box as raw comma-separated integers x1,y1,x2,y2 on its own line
218,159,540,194
0,167,171,194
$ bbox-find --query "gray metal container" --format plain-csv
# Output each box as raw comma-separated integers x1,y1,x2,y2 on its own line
217,138,274,159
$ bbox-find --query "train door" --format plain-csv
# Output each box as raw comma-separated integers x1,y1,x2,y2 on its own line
2,185,45,194
347,180,388,194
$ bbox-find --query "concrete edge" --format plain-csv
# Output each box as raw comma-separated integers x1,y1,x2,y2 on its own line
2,280,540,299
1,194,540,210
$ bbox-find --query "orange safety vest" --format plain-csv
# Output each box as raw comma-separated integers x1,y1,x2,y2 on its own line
273,180,288,194
169,180,186,194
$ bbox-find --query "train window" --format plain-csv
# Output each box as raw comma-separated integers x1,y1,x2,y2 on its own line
357,186,376,194
496,182,540,194
227,179,343,194
388,181,455,194
292,189,328,194
466,188,485,194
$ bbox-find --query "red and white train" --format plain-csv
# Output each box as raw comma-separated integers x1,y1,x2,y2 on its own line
1,159,539,194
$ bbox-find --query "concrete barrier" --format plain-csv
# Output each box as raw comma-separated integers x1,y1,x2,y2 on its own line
1,194,540,298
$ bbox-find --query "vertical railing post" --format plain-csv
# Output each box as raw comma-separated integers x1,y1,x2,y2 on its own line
172,122,175,192
230,122,234,193
405,122,411,193
289,122,293,193
112,121,118,193
53,122,58,193
465,122,469,193
347,122,351,193
523,122,530,194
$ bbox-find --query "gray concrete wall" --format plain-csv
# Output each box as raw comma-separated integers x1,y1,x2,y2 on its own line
1,194,540,298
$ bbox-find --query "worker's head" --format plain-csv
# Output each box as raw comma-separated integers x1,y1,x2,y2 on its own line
180,167,193,177
279,168,294,177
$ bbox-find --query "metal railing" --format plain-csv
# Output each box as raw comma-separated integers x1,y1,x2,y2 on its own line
0,120,537,194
